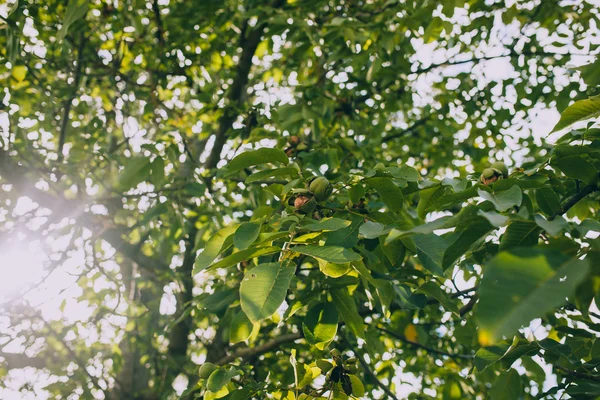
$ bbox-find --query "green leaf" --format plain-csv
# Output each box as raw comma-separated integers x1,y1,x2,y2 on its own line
318,260,351,278
578,58,600,86
227,148,289,174
412,234,448,276
206,368,228,392
442,217,494,269
489,369,522,400
419,281,459,314
389,165,419,181
302,218,352,232
348,375,365,397
150,157,166,187
118,157,152,190
234,222,261,250
331,288,364,338
245,167,299,183
207,367,238,393
291,245,362,264
535,187,561,216
240,262,295,322
303,302,338,349
359,221,389,239
551,155,598,184
551,95,600,133
474,339,513,371
208,246,281,271
57,0,89,42
499,220,541,250
478,185,522,212
534,214,569,237
325,214,363,248
478,210,509,227
476,249,589,344
193,225,238,274
418,186,444,218
229,310,254,344
348,184,365,204
197,289,238,312
366,177,404,212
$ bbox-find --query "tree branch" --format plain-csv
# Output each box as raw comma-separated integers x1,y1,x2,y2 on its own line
377,327,473,360
382,115,431,143
341,334,399,400
555,365,600,383
58,34,86,161
205,0,285,170
216,332,302,366
550,184,598,220
414,50,592,75
152,0,165,47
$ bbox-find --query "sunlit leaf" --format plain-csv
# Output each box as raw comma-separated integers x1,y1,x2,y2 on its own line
240,262,295,322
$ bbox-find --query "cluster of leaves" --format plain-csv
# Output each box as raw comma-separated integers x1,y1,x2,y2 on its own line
1,0,600,399
193,75,600,396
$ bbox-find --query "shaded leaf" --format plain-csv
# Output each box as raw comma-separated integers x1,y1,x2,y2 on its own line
478,185,522,212
477,249,589,344
331,288,364,338
234,222,261,250
193,225,238,274
208,246,281,271
366,177,404,212
227,148,289,174
303,302,338,349
292,245,362,263
551,95,600,132
412,234,448,276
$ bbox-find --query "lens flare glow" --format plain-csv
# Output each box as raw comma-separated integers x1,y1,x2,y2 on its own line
0,245,46,303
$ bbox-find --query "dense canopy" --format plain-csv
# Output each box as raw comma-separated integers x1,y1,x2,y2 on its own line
1,0,600,399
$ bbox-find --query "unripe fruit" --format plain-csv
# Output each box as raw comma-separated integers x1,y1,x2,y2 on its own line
345,357,357,365
198,362,218,379
480,167,501,185
296,142,308,151
294,195,316,214
294,195,311,209
491,161,508,178
345,364,358,374
309,177,332,202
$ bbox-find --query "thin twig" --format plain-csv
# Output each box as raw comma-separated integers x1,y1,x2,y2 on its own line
377,327,473,360
549,184,598,220
341,334,399,400
216,333,302,366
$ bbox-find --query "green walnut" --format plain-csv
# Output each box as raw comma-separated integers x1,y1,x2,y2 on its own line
309,176,333,202
345,364,358,374
329,349,341,357
345,357,357,365
294,195,316,214
198,362,218,379
490,161,509,178
480,161,509,186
